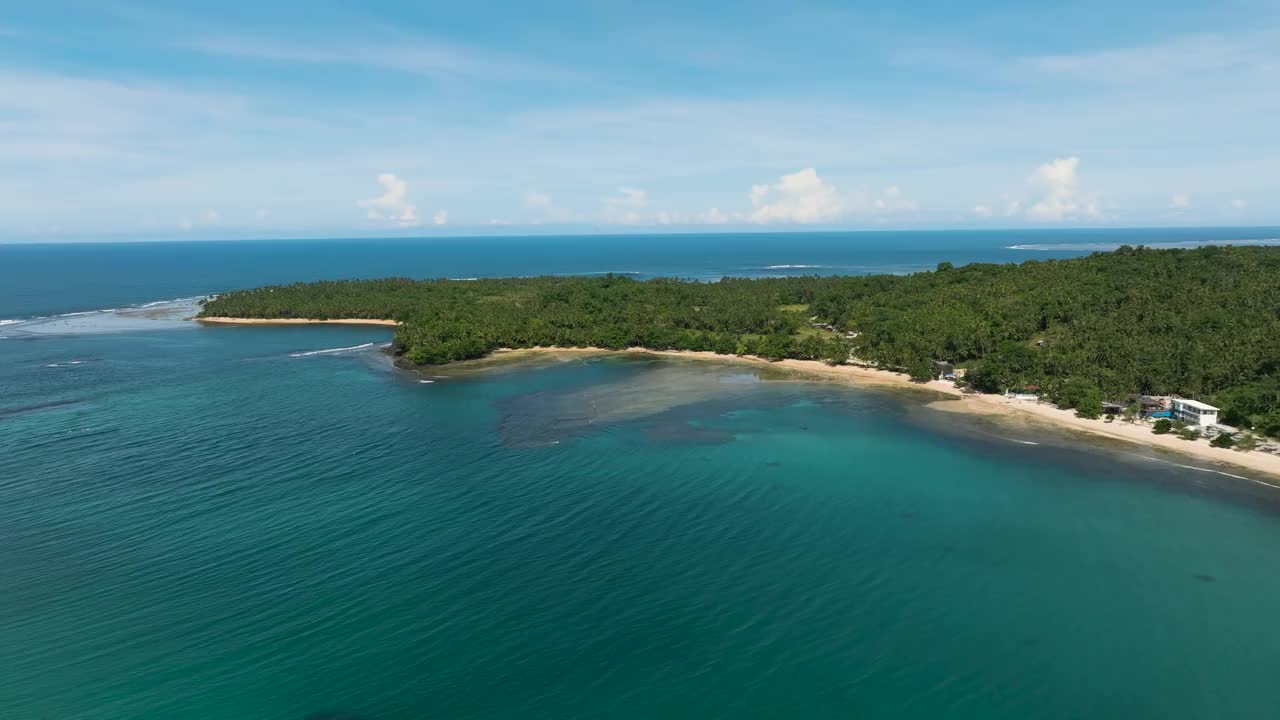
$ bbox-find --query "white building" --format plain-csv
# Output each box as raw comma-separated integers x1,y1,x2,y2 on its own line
1171,398,1219,427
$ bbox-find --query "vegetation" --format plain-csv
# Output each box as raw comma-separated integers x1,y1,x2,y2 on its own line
200,245,1280,437
1153,419,1173,435
1210,433,1236,449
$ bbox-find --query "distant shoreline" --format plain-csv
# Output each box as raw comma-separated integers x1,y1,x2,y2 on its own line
191,321,1280,483
195,316,400,326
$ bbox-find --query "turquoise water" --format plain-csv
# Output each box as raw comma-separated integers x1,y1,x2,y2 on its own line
4,232,1280,718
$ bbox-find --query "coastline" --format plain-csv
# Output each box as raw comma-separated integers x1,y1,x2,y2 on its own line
485,347,1280,482
195,316,400,326
189,322,1280,482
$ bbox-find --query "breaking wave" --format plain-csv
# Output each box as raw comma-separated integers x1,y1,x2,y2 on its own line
0,296,207,335
1009,238,1280,251
288,343,377,358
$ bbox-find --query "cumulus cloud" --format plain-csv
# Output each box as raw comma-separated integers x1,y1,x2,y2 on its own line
610,186,647,208
749,168,843,224
358,173,418,226
604,186,648,224
1169,193,1190,209
1231,198,1247,209
698,207,731,224
432,209,448,226
872,185,918,213
973,204,993,218
1025,157,1100,221
524,191,550,209
655,207,734,225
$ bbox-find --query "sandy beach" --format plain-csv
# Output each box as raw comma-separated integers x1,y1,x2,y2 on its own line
195,316,400,326
189,324,1280,481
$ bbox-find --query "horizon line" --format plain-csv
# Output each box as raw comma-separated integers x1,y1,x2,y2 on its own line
4,224,1280,246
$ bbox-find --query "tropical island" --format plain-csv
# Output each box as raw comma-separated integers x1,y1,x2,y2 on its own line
199,245,1280,473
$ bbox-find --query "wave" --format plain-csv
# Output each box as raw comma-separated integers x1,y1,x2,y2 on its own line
1009,238,1280,251
45,360,89,368
762,264,828,270
448,277,479,281
418,379,435,384
1139,455,1273,485
288,343,376,358
2,296,207,323
138,295,205,308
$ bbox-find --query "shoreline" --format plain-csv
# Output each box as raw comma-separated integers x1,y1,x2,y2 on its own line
190,322,1280,481
484,347,1280,482
195,316,400,326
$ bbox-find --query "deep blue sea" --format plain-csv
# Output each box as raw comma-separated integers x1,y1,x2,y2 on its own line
4,229,1280,719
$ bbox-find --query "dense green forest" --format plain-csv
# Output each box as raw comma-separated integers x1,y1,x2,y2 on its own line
200,245,1280,436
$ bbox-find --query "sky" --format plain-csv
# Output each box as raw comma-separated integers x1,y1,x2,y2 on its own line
1,0,1277,240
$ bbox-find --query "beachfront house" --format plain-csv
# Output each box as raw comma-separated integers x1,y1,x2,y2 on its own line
1171,398,1219,427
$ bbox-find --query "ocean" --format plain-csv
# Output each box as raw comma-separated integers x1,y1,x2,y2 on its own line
3,229,1280,719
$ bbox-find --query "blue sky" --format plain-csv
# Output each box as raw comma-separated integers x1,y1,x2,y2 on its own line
1,0,1277,240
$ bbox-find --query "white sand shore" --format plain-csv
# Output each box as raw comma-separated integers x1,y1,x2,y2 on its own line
927,393,1280,484
195,317,400,326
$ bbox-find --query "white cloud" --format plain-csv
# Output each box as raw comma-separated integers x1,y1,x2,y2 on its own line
1022,34,1270,85
1231,198,1247,210
973,204,993,218
255,208,270,221
749,168,843,224
432,209,449,226
1025,157,1101,221
204,209,220,224
610,187,647,208
1169,193,1190,209
178,217,194,231
655,207,734,226
698,207,731,224
180,35,583,85
524,191,550,209
873,185,918,213
358,173,418,226
604,186,648,224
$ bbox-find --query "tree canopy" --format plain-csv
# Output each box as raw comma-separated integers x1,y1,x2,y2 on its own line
200,245,1280,435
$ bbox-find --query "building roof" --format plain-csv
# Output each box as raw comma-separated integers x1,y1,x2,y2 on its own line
1173,398,1219,411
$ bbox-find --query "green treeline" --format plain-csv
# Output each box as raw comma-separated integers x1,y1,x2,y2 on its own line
199,245,1280,435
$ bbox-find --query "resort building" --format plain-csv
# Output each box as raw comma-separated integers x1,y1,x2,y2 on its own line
1171,398,1219,427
